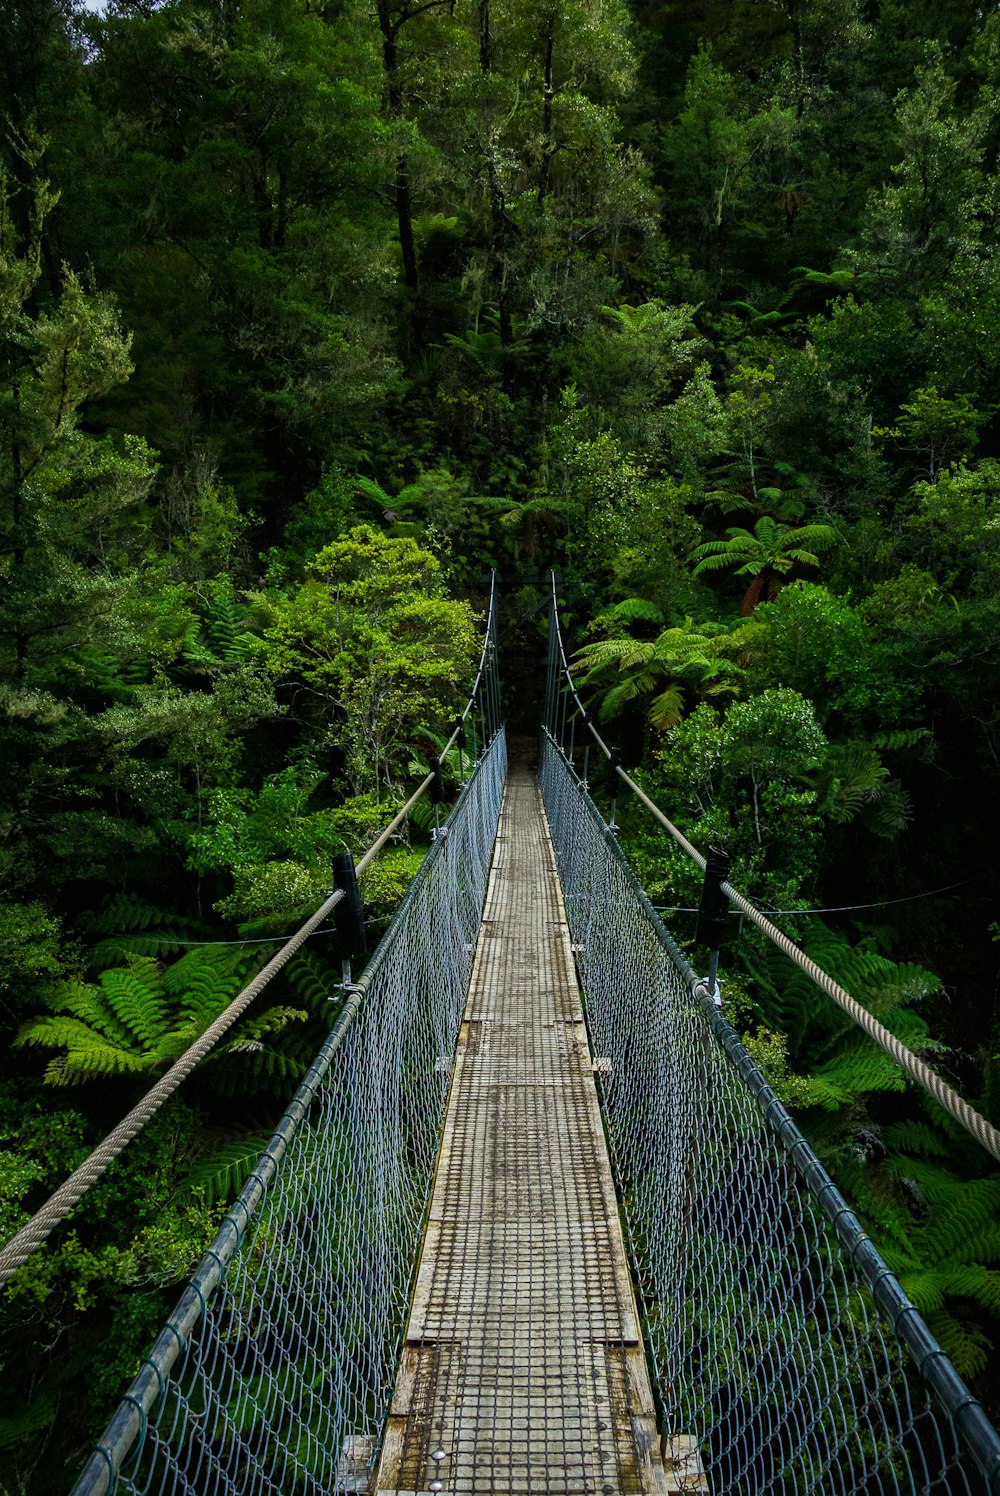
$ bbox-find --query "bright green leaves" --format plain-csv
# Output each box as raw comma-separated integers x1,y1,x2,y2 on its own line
258,527,478,793
15,948,254,1085
576,617,744,732
692,516,839,614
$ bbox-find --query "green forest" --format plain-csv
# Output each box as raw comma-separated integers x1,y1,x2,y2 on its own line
3,0,1000,1486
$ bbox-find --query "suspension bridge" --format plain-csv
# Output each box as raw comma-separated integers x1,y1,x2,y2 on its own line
4,578,1000,1495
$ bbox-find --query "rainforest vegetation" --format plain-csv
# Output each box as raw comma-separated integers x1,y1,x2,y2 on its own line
3,0,1000,1485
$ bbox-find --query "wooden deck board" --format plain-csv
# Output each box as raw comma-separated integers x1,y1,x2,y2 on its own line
374,761,670,1496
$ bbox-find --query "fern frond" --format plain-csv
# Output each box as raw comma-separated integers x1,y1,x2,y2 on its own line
606,597,665,626
882,1119,950,1158
648,685,685,732
871,728,932,752
925,1308,991,1379
182,1135,272,1206
920,1179,1000,1260
692,551,742,575
99,965,167,1045
598,683,632,722
862,779,912,838
812,1037,909,1099
57,980,136,1048
77,893,180,934
283,952,339,1017
0,1391,59,1450
575,638,642,677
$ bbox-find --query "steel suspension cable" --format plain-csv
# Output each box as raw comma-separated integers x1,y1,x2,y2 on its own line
0,576,501,1289
544,573,1000,1167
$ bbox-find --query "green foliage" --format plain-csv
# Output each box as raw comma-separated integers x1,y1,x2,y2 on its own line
576,617,744,731
692,517,839,614
15,947,256,1085
257,526,478,792
182,1135,273,1208
749,582,922,730
77,893,210,965
4,0,1000,1477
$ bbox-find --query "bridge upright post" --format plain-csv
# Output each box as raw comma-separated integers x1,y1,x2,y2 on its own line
607,747,622,830
454,718,467,782
333,852,366,990
429,755,445,838
695,845,731,1003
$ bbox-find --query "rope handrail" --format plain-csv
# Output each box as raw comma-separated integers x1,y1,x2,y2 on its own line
0,574,501,1290
539,738,1000,1493
71,726,508,1496
544,573,1000,1167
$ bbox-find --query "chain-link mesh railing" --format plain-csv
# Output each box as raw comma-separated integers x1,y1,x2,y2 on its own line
72,729,507,1496
540,734,1000,1496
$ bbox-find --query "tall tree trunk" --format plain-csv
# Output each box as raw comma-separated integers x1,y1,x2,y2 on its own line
479,0,511,351
11,373,27,679
393,153,420,298
377,1,422,338
538,31,555,205
479,0,491,72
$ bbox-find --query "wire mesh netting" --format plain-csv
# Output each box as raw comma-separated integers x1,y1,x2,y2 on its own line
539,733,998,1496
74,730,506,1496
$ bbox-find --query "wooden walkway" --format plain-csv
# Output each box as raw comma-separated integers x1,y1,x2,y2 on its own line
375,760,673,1495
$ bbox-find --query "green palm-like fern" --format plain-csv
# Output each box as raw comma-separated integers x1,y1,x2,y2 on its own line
874,1137,1000,1377
815,742,912,838
746,929,1000,1377
182,1134,274,1206
77,892,212,964
575,618,743,732
748,922,939,1063
692,516,839,613
16,948,255,1084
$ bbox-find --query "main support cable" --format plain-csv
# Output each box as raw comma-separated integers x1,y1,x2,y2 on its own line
543,573,1000,1168
0,575,501,1290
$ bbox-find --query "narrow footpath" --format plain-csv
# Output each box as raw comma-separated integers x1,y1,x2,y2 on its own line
375,757,672,1495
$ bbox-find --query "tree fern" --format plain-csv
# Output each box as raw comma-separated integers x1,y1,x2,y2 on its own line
575,621,741,733
601,597,665,627
870,728,932,753
283,951,341,1020
925,1311,992,1379
16,948,256,1084
816,742,889,823
78,892,210,964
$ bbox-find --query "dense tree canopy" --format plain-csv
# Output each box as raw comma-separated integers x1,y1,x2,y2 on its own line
4,0,1000,1484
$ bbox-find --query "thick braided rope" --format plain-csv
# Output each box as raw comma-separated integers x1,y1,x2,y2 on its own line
0,886,342,1287
614,754,1000,1166
720,880,1000,1165
546,579,1000,1167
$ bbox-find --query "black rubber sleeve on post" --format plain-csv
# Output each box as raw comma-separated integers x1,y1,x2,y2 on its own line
333,853,366,956
696,846,731,951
